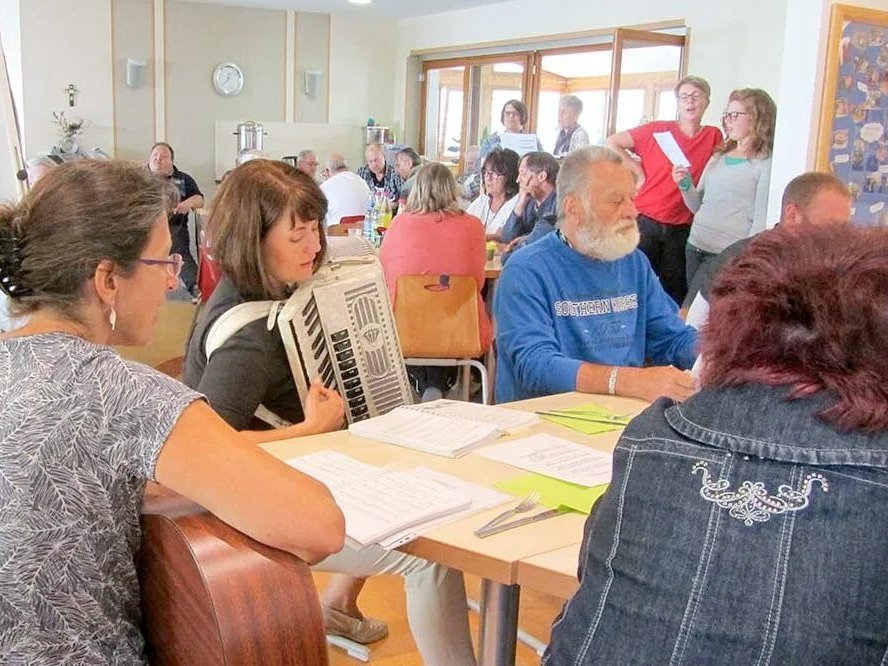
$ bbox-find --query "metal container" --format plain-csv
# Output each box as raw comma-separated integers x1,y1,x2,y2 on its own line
234,121,266,153
362,125,388,145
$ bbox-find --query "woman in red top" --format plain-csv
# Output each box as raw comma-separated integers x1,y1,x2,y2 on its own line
606,75,722,305
380,162,491,400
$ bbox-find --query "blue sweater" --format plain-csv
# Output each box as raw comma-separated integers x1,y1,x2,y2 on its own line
494,232,698,402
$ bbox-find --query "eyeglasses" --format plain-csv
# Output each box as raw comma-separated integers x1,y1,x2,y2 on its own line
722,111,751,122
677,93,706,102
139,253,183,278
483,170,505,180
503,110,521,117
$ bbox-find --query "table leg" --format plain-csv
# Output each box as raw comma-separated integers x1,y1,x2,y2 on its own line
477,579,520,666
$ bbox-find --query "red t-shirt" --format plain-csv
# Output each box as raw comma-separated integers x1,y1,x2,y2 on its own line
379,210,492,352
628,120,722,225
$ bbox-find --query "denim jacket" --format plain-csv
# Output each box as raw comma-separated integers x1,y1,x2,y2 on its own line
545,384,888,665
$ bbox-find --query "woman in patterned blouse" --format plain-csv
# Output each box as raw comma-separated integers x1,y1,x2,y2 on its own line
0,160,345,664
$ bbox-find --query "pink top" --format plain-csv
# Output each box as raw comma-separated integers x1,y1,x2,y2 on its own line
380,210,492,352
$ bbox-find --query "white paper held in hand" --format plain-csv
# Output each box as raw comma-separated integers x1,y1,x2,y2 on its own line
653,131,691,168
477,433,613,487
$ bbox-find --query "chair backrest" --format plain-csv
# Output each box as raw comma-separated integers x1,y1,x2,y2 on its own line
339,214,365,226
326,224,348,237
393,274,482,358
139,483,328,666
197,244,223,303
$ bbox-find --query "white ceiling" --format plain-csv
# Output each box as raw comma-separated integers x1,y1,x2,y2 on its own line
183,0,512,19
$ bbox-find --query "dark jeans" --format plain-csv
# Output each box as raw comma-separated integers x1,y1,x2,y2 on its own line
636,214,690,306
170,219,198,292
684,243,717,290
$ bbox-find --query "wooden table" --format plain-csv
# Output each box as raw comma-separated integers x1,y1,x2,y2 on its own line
517,543,582,600
261,391,644,665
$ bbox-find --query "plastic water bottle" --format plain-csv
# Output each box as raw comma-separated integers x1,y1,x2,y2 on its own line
363,193,374,240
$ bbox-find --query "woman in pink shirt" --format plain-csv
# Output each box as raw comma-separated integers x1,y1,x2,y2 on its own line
380,162,491,400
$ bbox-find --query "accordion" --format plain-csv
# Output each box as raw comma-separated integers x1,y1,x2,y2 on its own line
277,253,414,424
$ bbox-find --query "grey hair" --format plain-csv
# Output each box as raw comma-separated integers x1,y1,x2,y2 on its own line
297,149,316,163
556,145,624,221
26,155,63,170
326,153,349,172
560,94,583,114
674,75,711,99
404,162,461,215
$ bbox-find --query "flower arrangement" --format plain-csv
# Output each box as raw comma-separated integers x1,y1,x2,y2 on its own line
52,111,84,152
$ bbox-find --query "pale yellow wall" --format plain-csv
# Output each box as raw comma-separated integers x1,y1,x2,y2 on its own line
112,0,154,163
164,1,287,197
294,12,330,124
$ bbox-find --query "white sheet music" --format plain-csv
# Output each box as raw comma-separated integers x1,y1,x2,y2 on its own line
404,399,539,433
348,408,501,457
477,433,613,487
653,131,691,168
378,467,510,549
500,132,540,156
287,451,471,546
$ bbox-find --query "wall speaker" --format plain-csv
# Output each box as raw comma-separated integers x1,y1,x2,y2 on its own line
126,58,148,88
303,69,322,99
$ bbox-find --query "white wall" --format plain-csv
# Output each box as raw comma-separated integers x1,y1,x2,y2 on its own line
0,0,23,128
395,0,789,136
19,0,113,158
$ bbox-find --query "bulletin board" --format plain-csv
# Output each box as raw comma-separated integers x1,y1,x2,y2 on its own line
817,4,888,226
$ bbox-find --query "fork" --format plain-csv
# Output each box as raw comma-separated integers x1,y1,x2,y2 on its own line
474,492,540,536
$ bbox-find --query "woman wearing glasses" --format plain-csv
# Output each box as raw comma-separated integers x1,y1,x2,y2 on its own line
672,88,777,285
0,160,345,663
466,147,521,240
477,99,543,169
183,160,477,664
674,88,777,290
606,75,722,306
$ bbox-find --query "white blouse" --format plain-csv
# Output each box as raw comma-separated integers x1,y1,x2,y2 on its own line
466,193,520,236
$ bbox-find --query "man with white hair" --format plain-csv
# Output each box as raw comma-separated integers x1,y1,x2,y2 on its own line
320,153,371,226
494,146,697,403
296,149,319,180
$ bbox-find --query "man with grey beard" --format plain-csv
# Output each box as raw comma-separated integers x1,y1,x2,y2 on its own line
494,146,698,403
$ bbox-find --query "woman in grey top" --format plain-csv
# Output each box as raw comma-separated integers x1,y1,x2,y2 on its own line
673,88,777,288
0,161,345,664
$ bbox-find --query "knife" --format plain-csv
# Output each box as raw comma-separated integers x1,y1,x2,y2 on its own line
474,508,568,538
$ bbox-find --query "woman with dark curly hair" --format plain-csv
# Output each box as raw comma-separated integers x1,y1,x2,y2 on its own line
545,223,888,664
674,87,777,288
465,147,520,240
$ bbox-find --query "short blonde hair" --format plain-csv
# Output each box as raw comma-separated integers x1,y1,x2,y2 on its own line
404,163,461,215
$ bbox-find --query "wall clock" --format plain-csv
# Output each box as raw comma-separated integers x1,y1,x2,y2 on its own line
212,62,244,97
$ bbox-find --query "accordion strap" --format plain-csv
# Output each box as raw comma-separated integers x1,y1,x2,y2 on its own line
205,300,282,359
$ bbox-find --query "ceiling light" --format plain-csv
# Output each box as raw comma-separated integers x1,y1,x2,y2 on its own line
349,0,372,4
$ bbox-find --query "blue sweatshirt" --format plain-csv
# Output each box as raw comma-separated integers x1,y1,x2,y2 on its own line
494,232,698,402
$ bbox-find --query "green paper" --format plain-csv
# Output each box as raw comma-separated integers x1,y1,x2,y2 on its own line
539,403,632,434
540,413,623,434
495,473,610,515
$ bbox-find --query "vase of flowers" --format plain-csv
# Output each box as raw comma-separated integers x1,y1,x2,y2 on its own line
53,111,84,154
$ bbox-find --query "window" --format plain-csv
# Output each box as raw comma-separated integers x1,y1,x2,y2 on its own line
419,28,686,171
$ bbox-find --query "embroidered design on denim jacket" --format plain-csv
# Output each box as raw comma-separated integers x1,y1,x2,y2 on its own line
691,462,828,526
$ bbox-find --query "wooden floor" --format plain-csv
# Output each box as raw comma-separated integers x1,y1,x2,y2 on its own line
315,572,567,665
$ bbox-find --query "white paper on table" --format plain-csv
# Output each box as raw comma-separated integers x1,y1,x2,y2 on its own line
377,467,511,549
477,433,613,487
287,451,471,546
406,399,539,433
653,131,691,168
500,132,540,156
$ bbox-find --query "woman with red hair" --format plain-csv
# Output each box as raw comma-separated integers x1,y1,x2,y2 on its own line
545,223,888,664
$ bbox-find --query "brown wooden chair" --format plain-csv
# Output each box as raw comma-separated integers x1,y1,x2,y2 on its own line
393,274,490,403
139,483,328,665
154,355,184,380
